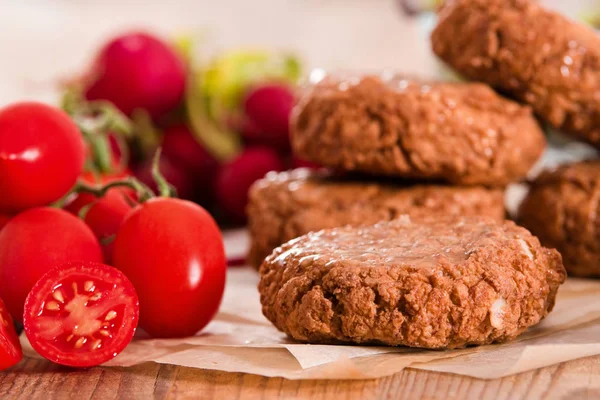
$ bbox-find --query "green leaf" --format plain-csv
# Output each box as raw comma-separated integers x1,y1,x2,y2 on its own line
184,49,302,161
199,49,302,115
185,72,243,161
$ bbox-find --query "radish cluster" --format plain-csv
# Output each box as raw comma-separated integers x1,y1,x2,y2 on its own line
76,31,313,223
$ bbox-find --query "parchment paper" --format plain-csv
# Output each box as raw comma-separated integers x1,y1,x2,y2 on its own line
20,267,600,380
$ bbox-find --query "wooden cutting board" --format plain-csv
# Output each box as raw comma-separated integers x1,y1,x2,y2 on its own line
2,355,600,399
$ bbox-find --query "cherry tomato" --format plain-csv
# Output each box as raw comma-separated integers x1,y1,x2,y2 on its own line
24,262,139,367
0,208,103,321
0,297,22,371
0,213,11,231
113,197,226,338
64,172,136,263
65,170,133,216
0,102,86,212
83,190,135,263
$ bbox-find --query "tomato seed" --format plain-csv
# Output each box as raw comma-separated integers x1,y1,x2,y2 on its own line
89,293,102,301
66,334,74,342
72,282,78,295
46,301,60,311
52,290,65,303
105,311,117,321
99,330,110,337
75,337,87,348
92,340,102,350
84,281,95,292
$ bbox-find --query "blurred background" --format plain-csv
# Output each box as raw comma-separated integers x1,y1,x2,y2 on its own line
0,0,596,105
0,0,598,231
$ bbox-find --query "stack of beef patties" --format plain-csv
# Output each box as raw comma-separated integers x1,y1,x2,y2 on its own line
432,0,600,278
247,73,547,268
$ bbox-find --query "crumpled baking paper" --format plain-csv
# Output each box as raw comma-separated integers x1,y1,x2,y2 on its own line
21,265,600,380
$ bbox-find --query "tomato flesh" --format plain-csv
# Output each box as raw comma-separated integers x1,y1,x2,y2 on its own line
0,298,22,370
24,262,139,367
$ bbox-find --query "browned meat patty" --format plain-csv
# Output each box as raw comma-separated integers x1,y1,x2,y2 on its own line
291,75,545,186
432,0,600,147
247,169,506,268
259,216,565,349
519,160,600,277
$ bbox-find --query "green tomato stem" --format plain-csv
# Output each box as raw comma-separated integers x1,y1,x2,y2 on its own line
75,177,156,203
62,91,134,175
151,148,178,198
100,234,117,246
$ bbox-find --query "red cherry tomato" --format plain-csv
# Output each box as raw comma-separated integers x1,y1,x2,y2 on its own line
64,172,136,263
0,297,22,371
24,262,139,367
0,213,11,231
0,208,103,321
0,102,86,212
113,197,226,338
83,190,135,263
65,170,133,216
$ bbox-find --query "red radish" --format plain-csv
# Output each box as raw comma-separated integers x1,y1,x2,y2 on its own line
242,83,295,149
134,156,196,202
161,125,220,206
216,147,285,222
84,32,186,119
292,156,322,170
239,118,263,142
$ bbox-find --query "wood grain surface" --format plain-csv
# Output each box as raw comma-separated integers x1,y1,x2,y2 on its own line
2,355,600,399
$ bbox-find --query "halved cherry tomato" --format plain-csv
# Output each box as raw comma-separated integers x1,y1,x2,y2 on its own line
0,297,22,371
113,197,226,338
0,208,103,321
0,102,86,212
23,262,139,368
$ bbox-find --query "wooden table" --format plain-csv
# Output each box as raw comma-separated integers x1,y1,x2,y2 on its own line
2,355,600,399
